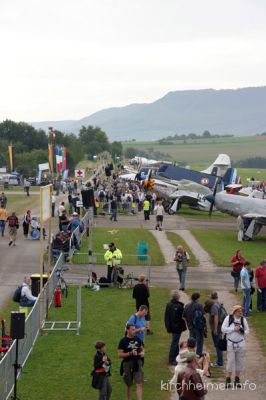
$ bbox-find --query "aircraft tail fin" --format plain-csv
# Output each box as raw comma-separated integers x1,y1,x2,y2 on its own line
201,154,231,176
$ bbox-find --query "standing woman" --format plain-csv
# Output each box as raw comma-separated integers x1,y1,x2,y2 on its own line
23,210,31,238
6,212,19,246
231,250,245,292
92,341,112,400
222,305,249,388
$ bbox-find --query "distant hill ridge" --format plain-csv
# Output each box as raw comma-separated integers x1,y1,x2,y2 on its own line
31,86,266,140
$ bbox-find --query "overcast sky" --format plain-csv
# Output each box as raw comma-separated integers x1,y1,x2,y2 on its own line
1,0,266,122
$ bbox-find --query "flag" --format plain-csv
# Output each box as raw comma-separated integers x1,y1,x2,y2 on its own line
62,147,67,172
48,143,54,172
55,146,63,172
8,144,14,172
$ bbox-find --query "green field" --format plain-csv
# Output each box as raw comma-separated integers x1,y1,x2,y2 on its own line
73,228,165,266
14,287,170,400
191,229,266,267
3,194,40,217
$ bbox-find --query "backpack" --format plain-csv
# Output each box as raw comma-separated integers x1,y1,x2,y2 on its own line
192,305,206,330
218,303,228,325
13,286,22,303
125,314,137,335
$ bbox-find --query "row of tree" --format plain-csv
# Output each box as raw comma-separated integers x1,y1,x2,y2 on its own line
0,120,123,176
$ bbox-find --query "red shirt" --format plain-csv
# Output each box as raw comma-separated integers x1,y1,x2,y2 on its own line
255,267,266,288
231,256,245,273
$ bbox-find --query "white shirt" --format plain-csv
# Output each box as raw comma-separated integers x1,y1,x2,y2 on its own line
154,205,164,216
221,315,249,348
21,283,37,301
58,205,65,217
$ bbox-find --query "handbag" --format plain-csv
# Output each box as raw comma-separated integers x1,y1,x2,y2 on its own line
91,370,105,389
231,270,240,278
218,334,227,351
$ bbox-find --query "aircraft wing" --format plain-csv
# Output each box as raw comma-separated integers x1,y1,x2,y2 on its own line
243,214,266,225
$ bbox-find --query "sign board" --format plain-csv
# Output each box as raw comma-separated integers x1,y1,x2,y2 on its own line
76,200,83,208
39,163,50,171
75,169,85,178
40,185,52,221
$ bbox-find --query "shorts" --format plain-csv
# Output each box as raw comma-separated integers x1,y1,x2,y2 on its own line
156,215,163,222
123,359,144,386
9,227,17,236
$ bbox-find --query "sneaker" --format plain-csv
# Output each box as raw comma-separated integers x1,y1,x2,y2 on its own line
234,376,241,388
8,241,13,246
146,330,153,335
211,362,223,368
12,243,16,246
225,377,232,389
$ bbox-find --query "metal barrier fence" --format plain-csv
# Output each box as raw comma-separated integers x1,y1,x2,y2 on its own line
0,253,64,400
69,212,89,257
72,252,152,283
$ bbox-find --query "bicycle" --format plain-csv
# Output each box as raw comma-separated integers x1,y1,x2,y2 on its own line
56,267,68,297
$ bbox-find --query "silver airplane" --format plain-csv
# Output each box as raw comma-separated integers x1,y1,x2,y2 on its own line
206,186,266,239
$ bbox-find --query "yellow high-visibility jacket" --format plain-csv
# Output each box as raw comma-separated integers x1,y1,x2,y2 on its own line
143,200,150,211
104,248,123,267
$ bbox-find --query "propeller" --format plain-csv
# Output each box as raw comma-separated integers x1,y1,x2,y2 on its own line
208,177,220,217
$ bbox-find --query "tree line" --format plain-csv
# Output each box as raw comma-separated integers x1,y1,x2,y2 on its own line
0,120,122,176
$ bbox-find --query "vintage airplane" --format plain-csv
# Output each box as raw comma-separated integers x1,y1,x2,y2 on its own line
206,184,266,239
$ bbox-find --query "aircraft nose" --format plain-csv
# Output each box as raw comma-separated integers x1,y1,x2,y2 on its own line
205,194,214,203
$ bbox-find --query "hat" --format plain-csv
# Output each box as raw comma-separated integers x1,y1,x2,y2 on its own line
185,352,199,363
210,291,218,299
72,212,78,216
232,305,242,314
176,349,189,363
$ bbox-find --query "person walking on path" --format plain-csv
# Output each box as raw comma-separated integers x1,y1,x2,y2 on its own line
110,197,118,222
154,201,164,230
255,259,266,311
0,192,7,208
221,305,249,389
6,211,19,246
132,275,152,335
164,290,187,365
24,179,31,196
22,210,31,238
240,261,251,317
174,245,190,291
237,214,244,241
0,205,8,237
143,197,150,221
118,324,145,400
92,341,112,400
231,250,245,292
183,292,206,356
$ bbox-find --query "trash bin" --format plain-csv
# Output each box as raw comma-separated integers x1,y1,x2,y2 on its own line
137,242,149,261
30,274,48,297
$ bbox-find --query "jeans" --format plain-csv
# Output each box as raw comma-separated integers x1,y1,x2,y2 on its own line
20,298,36,307
177,268,187,290
189,328,204,356
242,288,251,316
110,209,117,221
99,376,112,400
0,220,6,236
233,275,241,290
211,331,223,366
144,210,150,220
169,332,182,364
257,288,266,311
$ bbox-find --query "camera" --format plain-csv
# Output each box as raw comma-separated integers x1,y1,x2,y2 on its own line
239,327,245,334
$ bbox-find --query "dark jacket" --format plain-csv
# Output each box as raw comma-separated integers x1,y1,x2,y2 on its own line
177,365,207,400
94,351,111,376
164,299,187,334
133,283,150,309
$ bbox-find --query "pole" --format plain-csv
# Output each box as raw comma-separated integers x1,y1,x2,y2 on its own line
39,187,44,334
46,185,53,318
11,339,20,400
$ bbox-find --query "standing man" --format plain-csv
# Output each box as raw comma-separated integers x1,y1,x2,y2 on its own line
24,179,31,196
0,192,7,208
133,275,152,335
206,292,224,368
154,201,164,231
52,193,56,218
127,305,148,343
104,242,123,283
0,204,8,237
164,290,187,365
143,197,150,221
183,293,206,356
6,212,19,246
240,261,251,317
174,245,190,291
118,324,144,400
255,260,266,311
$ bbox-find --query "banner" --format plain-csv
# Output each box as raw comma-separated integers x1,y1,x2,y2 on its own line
48,143,54,172
8,144,13,172
40,185,52,222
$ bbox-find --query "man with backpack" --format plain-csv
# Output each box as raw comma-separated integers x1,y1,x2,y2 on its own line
205,291,226,368
127,305,148,343
183,293,206,356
